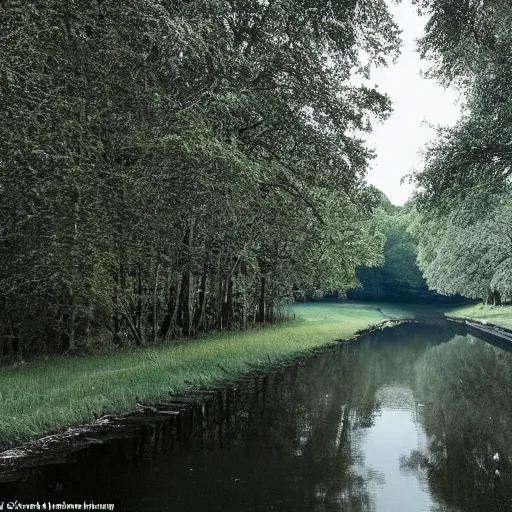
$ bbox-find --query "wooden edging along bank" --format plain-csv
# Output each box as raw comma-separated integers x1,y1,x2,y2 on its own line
0,318,409,485
446,315,512,344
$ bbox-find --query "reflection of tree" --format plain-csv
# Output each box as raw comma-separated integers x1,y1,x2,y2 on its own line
410,335,512,511
240,344,383,510
232,322,455,511
399,450,430,476
49,322,461,511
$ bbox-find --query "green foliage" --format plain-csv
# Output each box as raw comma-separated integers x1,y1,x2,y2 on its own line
409,0,512,211
366,184,399,215
375,208,425,287
351,191,432,301
413,0,512,87
0,0,401,356
412,190,512,302
408,1,512,303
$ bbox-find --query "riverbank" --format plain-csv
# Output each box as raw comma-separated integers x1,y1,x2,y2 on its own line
446,303,512,329
0,301,415,449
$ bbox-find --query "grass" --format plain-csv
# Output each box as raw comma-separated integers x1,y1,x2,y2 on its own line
446,303,512,330
0,301,422,449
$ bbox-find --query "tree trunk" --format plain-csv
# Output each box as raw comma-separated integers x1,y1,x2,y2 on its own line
225,275,234,327
178,269,190,334
136,268,143,341
195,259,208,331
7,312,22,361
153,258,160,343
68,303,77,352
187,271,194,335
258,275,266,323
215,256,223,329
122,310,144,346
112,274,122,345
242,293,247,329
177,223,195,335
85,303,92,348
160,276,181,339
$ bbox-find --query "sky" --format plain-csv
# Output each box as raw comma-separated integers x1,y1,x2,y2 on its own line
361,0,462,206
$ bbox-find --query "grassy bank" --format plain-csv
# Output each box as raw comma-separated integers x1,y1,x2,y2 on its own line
446,303,512,329
0,301,416,449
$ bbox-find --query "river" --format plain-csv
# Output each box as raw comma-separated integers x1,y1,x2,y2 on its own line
3,321,512,511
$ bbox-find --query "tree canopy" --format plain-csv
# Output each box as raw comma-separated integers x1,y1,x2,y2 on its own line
0,0,401,357
407,0,512,303
347,190,464,303
409,0,512,210
410,190,512,303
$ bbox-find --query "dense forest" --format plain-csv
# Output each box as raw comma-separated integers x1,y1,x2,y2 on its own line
409,0,512,305
0,0,401,357
3,0,512,360
348,188,469,303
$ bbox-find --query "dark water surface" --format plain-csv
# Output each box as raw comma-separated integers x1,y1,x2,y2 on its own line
4,322,512,511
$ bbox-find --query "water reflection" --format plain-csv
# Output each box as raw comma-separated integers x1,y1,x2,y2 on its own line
4,322,512,511
410,335,512,511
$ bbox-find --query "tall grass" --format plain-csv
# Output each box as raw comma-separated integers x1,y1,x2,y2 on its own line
0,301,415,448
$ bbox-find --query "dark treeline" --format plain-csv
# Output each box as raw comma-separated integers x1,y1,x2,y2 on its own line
0,1,401,358
348,188,472,304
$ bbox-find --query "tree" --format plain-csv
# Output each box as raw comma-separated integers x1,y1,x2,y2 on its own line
349,190,459,303
410,190,512,303
410,0,512,211
0,0,401,357
406,0,512,303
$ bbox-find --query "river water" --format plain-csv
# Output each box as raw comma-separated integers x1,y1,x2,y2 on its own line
3,321,512,511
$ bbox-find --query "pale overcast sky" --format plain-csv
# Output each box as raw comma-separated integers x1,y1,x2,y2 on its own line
362,0,462,206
